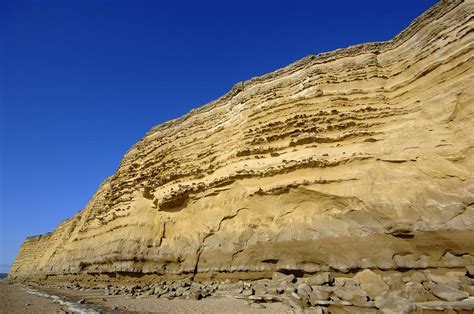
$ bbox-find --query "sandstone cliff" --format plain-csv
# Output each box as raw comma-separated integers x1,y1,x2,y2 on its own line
10,0,474,285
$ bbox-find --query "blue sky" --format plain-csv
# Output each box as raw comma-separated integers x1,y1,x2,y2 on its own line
0,0,438,273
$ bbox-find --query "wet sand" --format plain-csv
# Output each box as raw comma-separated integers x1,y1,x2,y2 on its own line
0,280,291,313
0,280,67,313
40,285,291,313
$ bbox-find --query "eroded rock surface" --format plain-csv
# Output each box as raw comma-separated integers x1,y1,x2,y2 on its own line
9,0,474,294
11,267,474,313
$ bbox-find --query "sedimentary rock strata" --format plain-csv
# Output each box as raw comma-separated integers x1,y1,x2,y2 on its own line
10,1,474,299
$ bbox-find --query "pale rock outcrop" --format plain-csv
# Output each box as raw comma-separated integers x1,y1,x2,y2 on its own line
9,0,474,286
353,269,389,299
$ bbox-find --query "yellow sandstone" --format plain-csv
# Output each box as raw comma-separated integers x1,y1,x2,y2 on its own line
9,0,474,285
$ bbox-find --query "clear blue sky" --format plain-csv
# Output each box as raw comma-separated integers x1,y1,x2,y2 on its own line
0,0,438,273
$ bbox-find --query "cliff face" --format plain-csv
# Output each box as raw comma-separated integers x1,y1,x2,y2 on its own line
10,0,474,284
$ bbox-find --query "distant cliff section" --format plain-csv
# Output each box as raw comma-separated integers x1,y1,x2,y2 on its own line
10,0,474,284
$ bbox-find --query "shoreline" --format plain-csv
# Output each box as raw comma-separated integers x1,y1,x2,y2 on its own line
0,280,69,314
1,279,291,313
4,267,474,313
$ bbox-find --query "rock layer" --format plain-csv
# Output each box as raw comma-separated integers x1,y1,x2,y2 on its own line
9,0,474,284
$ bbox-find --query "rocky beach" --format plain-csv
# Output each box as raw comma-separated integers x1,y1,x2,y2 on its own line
3,267,474,313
